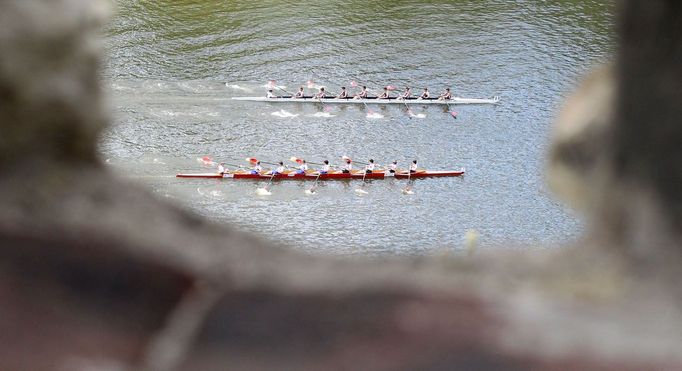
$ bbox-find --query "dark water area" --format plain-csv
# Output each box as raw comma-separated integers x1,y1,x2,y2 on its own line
101,0,615,254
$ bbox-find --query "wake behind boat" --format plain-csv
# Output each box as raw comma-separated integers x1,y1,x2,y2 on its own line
231,96,499,105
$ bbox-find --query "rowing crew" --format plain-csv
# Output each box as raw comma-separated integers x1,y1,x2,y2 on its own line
267,86,453,100
219,159,421,176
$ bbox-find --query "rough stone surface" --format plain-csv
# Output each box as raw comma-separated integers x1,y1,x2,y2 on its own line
1,1,681,370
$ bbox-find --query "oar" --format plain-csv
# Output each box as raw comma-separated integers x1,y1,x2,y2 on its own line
401,98,414,119
272,83,294,97
402,168,414,195
364,85,400,118
446,103,458,120
355,167,369,195
341,155,369,165
306,172,322,194
246,157,280,166
289,156,326,166
221,162,246,169
352,82,377,116
257,173,275,196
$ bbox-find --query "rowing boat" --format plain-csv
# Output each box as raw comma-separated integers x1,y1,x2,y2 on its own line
231,96,499,105
176,169,465,179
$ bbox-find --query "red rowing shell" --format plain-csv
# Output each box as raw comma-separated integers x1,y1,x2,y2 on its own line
176,170,464,179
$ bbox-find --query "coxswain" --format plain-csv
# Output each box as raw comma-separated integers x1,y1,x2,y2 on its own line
314,87,327,99
418,88,430,99
319,160,331,174
294,86,305,98
295,159,308,174
409,160,418,173
378,87,390,99
336,87,348,99
354,86,368,99
397,86,412,100
365,159,376,174
388,160,398,174
250,161,263,175
341,159,352,174
438,87,452,100
218,162,226,174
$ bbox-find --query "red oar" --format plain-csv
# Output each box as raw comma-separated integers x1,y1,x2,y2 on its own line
198,155,216,166
246,157,279,166
342,155,369,165
289,156,326,166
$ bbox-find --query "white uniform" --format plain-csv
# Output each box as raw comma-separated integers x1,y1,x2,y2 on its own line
366,163,375,172
266,91,276,98
342,162,352,172
409,163,418,172
275,165,285,173
388,163,397,172
321,164,330,172
218,164,226,173
297,163,308,173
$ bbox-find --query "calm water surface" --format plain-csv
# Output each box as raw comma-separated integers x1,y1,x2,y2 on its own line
102,1,615,254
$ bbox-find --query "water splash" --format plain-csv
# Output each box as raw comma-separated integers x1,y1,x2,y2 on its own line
272,109,299,118
225,83,251,92
310,112,336,118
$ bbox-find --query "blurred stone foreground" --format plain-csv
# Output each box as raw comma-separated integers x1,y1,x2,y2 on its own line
1,1,681,370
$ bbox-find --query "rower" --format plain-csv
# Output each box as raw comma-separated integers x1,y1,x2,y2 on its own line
295,159,308,174
378,87,390,99
418,88,430,100
438,87,452,100
388,160,398,174
336,87,348,99
270,161,286,175
266,89,276,98
365,159,376,174
217,162,226,174
341,159,352,174
250,161,263,175
354,86,368,99
294,86,305,98
314,87,327,99
397,87,412,100
409,160,418,173
319,160,331,174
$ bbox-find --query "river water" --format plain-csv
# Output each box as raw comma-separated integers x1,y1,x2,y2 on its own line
101,1,614,255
